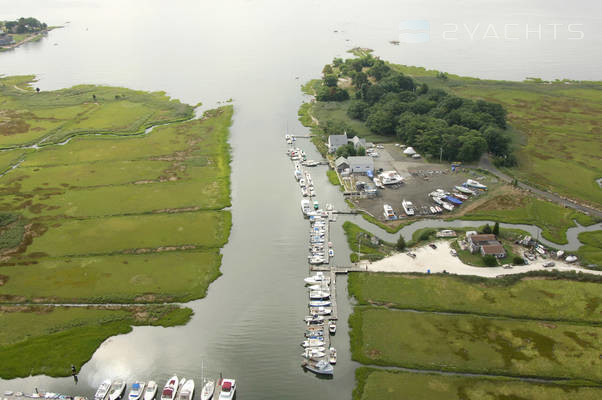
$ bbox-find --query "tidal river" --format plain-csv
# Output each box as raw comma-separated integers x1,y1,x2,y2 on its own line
1,1,601,398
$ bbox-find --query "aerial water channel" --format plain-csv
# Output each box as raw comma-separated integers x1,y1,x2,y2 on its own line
1,1,601,399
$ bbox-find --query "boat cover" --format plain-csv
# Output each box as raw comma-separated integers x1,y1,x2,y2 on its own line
222,382,232,391
445,196,462,205
132,384,140,390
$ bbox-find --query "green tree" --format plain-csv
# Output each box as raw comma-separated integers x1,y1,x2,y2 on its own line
492,222,500,236
396,235,406,250
482,224,492,234
347,100,370,120
322,64,333,74
323,74,338,87
513,256,525,265
483,255,497,267
351,71,368,89
356,146,366,156
417,82,429,95
366,109,396,135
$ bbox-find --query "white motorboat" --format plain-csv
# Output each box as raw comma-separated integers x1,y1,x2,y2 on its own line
565,255,578,263
304,272,330,285
302,348,326,359
294,169,303,181
308,256,326,265
95,380,112,400
309,306,332,315
453,192,468,200
329,347,337,364
217,379,236,400
301,199,311,215
304,160,320,167
328,320,337,334
177,380,194,400
441,202,454,211
299,178,305,187
328,248,334,257
379,170,403,185
455,185,475,195
435,206,442,213
301,338,325,348
309,290,330,299
108,380,126,400
128,382,145,400
144,381,157,400
303,359,334,376
373,177,384,188
304,315,325,323
429,206,436,214
402,199,415,216
383,204,396,220
307,283,329,291
161,376,179,400
466,179,487,190
309,300,331,307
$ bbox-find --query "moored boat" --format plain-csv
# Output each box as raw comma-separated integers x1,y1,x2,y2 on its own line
144,382,157,400
309,290,330,299
128,382,145,400
217,379,235,400
309,300,331,307
329,347,337,364
383,204,396,220
304,272,330,285
328,320,337,334
108,380,126,400
465,179,487,190
177,380,194,400
455,185,475,195
161,376,179,400
301,199,311,215
94,380,112,400
302,359,334,376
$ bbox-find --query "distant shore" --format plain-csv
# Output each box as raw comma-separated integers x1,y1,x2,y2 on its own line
0,26,60,52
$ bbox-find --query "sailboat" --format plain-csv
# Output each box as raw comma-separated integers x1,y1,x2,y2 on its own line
200,360,215,400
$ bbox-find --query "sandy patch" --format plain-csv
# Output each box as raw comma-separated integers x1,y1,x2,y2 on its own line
366,240,602,277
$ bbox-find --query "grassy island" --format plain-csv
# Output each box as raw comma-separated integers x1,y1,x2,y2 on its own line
0,76,233,377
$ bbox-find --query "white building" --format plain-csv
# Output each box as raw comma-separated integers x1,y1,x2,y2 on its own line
347,156,374,174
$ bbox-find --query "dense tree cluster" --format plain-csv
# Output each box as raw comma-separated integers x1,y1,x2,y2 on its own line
2,18,47,34
319,56,515,164
335,143,365,158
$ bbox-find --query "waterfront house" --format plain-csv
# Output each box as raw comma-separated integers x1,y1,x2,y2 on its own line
350,135,368,151
347,156,374,174
328,133,348,153
0,33,14,46
467,233,506,258
335,156,349,172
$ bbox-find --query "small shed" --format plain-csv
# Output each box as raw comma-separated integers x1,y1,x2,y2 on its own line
334,156,349,172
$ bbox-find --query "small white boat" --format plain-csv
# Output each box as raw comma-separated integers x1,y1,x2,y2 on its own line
299,178,305,187
294,169,303,181
307,283,329,291
373,177,384,188
217,379,236,400
128,382,145,400
304,315,325,323
301,199,311,215
303,359,334,376
429,206,436,214
466,179,487,190
455,185,475,195
304,160,320,167
565,255,578,263
329,347,337,364
328,248,334,257
200,380,214,400
453,192,468,200
328,320,337,334
402,200,415,216
144,381,157,400
161,376,179,400
309,300,331,307
441,202,454,211
95,380,112,400
301,338,325,348
302,348,326,359
383,204,396,220
108,380,126,400
304,272,330,285
309,290,330,299
177,380,194,400
309,306,331,315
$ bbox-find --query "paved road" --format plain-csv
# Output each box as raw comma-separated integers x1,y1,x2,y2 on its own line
478,154,602,219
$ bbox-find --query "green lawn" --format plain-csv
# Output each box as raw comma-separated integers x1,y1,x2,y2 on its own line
343,221,395,261
349,273,602,323
0,305,191,378
354,368,602,400
350,308,602,382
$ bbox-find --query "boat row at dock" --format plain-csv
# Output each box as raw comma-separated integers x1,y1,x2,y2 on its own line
2,374,235,400
92,375,233,400
286,133,338,377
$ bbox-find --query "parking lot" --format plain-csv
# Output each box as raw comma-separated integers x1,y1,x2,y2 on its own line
349,144,478,220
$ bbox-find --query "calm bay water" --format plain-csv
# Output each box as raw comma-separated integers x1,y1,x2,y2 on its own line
1,0,601,398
